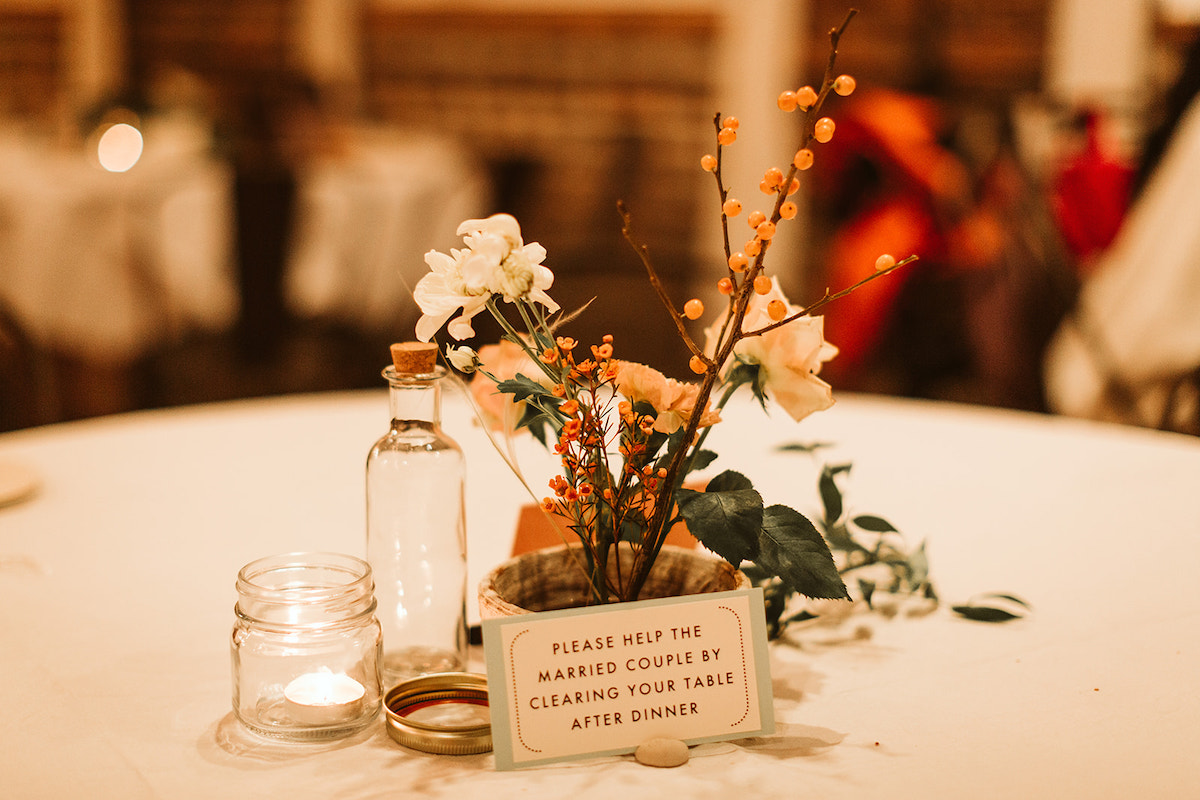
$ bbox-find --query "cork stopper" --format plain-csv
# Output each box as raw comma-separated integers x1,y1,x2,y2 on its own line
390,342,438,375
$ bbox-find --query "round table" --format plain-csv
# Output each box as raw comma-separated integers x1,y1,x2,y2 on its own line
1,389,1197,799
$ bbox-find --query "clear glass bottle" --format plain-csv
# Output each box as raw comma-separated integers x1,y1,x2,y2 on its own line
367,342,467,686
230,552,383,741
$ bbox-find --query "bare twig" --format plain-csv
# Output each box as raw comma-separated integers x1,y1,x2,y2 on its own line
617,200,709,361
745,255,920,337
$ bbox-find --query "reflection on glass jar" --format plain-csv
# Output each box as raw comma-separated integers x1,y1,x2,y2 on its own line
231,552,383,741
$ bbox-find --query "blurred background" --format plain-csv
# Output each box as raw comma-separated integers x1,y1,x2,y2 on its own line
3,0,1200,433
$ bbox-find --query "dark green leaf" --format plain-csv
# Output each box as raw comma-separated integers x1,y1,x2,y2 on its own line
515,399,561,445
759,579,788,636
496,373,554,402
777,441,835,454
755,504,849,600
858,578,876,607
852,514,898,533
684,449,718,475
818,466,844,524
951,605,1023,623
705,470,754,493
739,564,771,583
724,360,767,410
676,473,763,566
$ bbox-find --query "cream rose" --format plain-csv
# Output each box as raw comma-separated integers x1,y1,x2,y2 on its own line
705,277,838,422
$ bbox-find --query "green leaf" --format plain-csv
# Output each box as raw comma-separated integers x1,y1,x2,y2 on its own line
755,504,849,600
951,605,1022,623
496,373,554,402
907,541,930,588
777,441,835,454
858,578,876,607
684,449,718,475
705,470,754,493
852,514,898,533
676,471,763,566
818,465,847,524
952,592,1031,622
739,564,771,583
724,360,767,410
758,579,789,637
515,399,561,446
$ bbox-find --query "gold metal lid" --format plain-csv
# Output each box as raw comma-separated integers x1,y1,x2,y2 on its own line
384,673,492,755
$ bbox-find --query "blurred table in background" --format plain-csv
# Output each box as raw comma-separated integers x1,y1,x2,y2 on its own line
0,116,236,364
285,126,487,335
0,120,486,427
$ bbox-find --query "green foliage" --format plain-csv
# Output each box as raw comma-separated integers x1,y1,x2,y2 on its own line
757,505,849,600
748,447,1030,639
745,455,937,638
952,593,1031,623
498,373,563,446
677,470,849,604
723,359,769,412
676,471,763,566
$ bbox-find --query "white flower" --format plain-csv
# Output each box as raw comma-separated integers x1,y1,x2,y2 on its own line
415,214,559,342
445,345,480,373
706,277,838,422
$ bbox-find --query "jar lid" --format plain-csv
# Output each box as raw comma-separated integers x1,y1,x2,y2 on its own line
384,673,492,755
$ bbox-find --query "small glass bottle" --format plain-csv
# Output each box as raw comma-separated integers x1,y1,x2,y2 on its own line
367,342,467,686
230,552,383,741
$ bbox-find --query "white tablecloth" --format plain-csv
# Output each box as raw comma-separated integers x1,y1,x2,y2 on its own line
0,123,486,361
1,390,1197,798
285,129,487,332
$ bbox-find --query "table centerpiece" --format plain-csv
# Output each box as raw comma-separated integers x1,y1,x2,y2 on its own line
412,9,916,615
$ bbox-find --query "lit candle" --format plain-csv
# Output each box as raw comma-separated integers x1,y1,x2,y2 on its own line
283,671,366,726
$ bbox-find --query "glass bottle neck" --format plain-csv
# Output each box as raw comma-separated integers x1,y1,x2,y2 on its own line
384,366,446,426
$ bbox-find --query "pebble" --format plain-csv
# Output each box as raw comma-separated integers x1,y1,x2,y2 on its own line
635,737,689,768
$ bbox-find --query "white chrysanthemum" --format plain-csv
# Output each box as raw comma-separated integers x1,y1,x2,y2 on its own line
415,214,558,341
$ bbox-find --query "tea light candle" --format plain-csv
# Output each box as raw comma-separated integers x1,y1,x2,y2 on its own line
283,671,366,726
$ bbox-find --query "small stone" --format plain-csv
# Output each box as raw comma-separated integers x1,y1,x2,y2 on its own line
635,737,689,768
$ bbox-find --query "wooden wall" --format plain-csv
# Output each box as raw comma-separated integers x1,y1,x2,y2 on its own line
0,9,64,119
361,10,718,277
805,0,1048,105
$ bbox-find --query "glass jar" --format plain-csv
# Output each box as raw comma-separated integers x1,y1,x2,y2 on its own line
231,552,383,741
366,343,467,686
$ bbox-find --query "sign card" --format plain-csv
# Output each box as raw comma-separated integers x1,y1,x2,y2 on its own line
482,588,774,769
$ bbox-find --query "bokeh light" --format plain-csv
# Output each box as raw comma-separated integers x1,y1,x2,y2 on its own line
96,123,144,172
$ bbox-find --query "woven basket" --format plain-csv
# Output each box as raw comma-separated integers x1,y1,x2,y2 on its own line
478,543,750,619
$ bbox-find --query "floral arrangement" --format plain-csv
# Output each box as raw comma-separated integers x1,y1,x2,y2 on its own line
413,10,916,606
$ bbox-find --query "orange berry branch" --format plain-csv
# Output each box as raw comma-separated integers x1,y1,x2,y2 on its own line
617,7,918,599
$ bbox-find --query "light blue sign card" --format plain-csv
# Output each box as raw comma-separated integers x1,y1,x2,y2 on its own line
482,587,774,770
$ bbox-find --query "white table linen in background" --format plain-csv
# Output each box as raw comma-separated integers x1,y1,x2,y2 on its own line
0,122,486,362
285,128,487,332
1045,94,1200,428
0,118,237,361
0,390,1197,798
